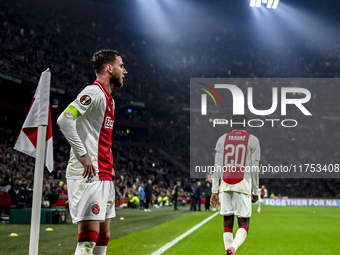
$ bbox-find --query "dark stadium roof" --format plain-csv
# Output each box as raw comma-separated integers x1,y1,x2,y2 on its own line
83,0,340,20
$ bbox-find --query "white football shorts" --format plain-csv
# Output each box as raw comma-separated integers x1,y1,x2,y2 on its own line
67,179,115,224
219,191,252,218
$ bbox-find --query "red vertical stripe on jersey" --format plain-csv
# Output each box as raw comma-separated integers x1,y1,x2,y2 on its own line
222,130,250,185
94,81,114,181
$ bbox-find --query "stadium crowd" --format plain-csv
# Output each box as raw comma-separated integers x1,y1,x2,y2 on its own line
1,0,340,211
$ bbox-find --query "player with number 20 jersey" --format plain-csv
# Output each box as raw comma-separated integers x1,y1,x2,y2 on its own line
211,115,260,255
214,129,260,197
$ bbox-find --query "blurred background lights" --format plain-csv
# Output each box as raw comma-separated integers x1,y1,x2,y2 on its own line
250,0,280,9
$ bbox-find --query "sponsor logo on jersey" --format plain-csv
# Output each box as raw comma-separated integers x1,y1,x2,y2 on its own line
80,95,92,105
104,116,114,129
91,204,100,215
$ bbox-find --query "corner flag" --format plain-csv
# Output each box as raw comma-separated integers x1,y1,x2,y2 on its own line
14,68,53,255
14,68,53,172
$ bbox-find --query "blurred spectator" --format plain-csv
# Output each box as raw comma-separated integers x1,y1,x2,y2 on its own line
144,180,153,212
138,183,145,210
205,182,212,212
194,181,202,211
128,192,139,209
190,183,196,211
8,180,30,209
172,181,181,211
41,184,52,208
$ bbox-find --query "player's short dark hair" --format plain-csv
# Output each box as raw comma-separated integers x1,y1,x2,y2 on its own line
231,114,248,129
91,49,120,75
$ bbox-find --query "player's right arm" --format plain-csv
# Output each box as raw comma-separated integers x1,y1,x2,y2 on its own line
57,105,86,157
211,135,225,207
212,135,224,193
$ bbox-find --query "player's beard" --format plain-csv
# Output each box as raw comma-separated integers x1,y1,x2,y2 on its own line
109,72,123,88
111,75,123,88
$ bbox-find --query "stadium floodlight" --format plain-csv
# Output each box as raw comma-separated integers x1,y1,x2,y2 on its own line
250,0,279,9
256,0,262,7
272,0,279,9
266,0,273,8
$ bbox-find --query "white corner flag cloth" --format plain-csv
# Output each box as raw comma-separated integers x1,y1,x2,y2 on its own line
14,69,54,172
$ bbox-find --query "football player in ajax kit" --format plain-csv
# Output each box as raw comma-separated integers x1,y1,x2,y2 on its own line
211,115,260,255
57,49,127,255
257,185,268,213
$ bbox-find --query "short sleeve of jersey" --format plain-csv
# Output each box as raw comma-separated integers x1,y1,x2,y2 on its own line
69,85,102,116
250,135,261,161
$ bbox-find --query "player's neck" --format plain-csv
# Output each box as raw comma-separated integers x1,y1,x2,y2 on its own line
96,75,113,94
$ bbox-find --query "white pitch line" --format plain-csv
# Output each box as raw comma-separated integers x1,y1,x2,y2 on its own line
150,212,219,255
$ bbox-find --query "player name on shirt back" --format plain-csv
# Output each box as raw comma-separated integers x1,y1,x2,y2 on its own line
228,135,246,141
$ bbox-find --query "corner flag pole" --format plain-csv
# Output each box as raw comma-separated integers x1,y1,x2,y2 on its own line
27,69,52,255
13,68,53,255
28,125,47,255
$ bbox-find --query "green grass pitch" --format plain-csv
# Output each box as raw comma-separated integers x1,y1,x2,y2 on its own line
1,206,339,254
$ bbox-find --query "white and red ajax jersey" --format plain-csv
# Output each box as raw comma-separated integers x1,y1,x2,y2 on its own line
215,130,260,195
66,80,115,181
259,187,268,199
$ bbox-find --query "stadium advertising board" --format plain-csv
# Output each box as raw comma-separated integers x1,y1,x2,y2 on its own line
263,198,340,207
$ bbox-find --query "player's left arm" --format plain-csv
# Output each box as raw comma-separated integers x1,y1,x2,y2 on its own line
212,135,224,194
